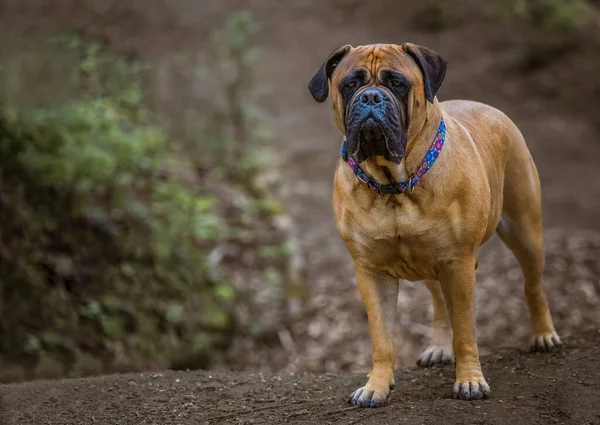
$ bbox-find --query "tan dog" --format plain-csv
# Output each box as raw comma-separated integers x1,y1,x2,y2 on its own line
308,43,561,407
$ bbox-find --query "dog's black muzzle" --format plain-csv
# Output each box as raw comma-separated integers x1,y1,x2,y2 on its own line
345,87,405,164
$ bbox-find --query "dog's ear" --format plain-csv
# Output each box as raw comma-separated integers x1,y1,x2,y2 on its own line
308,45,352,103
402,43,447,104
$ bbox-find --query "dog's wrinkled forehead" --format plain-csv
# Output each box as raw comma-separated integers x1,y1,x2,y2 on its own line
331,44,422,88
308,42,447,106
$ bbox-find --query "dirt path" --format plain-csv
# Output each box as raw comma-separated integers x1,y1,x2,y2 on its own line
4,329,600,424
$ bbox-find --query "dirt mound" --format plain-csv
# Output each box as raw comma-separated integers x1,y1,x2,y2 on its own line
4,329,600,425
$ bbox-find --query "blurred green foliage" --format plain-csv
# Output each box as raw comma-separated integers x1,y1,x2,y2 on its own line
488,0,598,73
491,0,595,42
0,11,300,381
413,0,597,40
412,0,451,32
495,0,592,30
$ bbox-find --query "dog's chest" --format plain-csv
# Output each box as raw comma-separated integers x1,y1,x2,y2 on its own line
336,201,442,281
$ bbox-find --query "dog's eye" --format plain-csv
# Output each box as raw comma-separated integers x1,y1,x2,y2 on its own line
391,80,402,87
347,81,357,88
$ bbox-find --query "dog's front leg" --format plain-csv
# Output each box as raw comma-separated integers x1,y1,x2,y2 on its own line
348,265,398,408
439,257,490,400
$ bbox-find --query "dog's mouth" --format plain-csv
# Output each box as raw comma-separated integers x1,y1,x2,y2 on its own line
345,91,407,164
353,117,389,158
346,116,405,163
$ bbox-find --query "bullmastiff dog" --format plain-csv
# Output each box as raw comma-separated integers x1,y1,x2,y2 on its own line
308,43,561,406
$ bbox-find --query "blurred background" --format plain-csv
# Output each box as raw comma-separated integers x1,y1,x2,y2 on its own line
0,0,599,383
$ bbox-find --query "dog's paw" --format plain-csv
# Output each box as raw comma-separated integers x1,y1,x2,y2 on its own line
452,378,490,401
348,385,390,408
416,344,454,367
530,331,562,353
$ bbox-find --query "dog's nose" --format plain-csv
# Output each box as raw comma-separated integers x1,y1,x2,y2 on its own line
360,88,384,105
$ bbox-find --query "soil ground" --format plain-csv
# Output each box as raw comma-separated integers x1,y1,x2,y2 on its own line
4,330,600,425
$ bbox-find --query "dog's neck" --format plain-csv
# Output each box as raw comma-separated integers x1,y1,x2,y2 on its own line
359,102,443,186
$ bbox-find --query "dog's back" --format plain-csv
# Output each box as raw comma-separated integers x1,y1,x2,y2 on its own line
440,99,529,165
441,99,541,241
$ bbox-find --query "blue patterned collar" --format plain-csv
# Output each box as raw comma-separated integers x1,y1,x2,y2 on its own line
341,117,446,196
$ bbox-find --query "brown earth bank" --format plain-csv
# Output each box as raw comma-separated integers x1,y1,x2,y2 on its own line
3,329,600,425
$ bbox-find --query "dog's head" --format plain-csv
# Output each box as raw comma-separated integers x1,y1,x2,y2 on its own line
308,43,447,163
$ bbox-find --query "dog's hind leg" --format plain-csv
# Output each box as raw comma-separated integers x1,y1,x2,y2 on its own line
496,145,561,352
416,280,454,367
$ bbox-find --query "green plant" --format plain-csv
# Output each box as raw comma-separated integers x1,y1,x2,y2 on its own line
201,12,270,178
490,0,529,23
490,0,595,41
412,0,451,32
0,16,303,382
0,95,229,376
488,0,598,73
